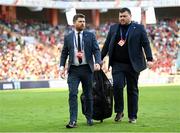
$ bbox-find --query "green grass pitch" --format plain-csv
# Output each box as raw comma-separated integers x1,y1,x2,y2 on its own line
0,85,180,132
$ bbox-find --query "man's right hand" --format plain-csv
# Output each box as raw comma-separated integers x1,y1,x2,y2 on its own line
101,61,111,73
59,70,66,79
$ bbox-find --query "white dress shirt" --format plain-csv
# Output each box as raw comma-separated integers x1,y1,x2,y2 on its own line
73,30,87,66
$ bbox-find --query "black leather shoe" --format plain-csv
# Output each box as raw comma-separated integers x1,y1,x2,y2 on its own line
114,112,124,122
66,121,77,128
129,118,137,124
87,119,93,126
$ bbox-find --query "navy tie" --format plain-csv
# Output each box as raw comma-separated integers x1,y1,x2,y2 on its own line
77,32,82,64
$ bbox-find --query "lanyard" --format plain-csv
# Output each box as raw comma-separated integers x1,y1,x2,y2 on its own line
120,24,132,41
74,33,84,50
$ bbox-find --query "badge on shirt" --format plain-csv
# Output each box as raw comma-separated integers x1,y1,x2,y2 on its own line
118,39,125,46
76,51,83,59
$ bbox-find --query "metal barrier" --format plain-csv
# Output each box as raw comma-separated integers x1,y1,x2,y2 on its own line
0,79,68,90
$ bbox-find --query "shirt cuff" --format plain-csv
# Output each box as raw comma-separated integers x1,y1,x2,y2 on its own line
59,66,64,71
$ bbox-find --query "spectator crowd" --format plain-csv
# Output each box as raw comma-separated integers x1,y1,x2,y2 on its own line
146,18,179,74
0,16,179,81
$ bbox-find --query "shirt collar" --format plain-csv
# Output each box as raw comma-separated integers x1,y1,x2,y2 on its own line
74,30,83,35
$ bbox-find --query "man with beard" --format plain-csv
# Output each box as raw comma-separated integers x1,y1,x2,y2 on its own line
59,14,101,128
101,8,153,124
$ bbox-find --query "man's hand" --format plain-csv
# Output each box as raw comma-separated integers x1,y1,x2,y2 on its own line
147,61,153,69
59,69,66,79
101,61,111,73
94,63,100,71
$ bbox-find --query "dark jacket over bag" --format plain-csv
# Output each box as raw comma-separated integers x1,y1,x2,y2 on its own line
81,69,113,122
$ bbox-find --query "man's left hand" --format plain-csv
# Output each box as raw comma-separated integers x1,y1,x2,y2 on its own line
147,61,153,69
94,63,100,71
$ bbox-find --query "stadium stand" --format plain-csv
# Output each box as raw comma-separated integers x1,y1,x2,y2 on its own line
0,0,180,89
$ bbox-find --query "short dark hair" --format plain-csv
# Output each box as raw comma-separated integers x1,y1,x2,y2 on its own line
119,7,131,15
73,13,85,23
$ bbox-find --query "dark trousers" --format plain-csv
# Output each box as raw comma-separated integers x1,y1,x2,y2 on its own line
112,62,139,119
67,65,93,122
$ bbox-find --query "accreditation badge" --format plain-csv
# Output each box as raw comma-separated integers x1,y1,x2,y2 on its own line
76,51,83,59
118,39,125,46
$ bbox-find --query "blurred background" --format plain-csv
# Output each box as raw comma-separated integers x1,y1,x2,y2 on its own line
0,0,179,90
